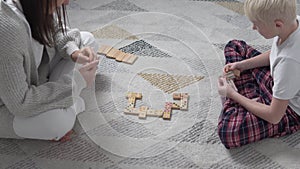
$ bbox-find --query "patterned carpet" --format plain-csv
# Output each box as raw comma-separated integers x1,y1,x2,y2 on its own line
2,0,300,169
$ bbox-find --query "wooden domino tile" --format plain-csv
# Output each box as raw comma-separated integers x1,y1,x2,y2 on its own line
127,97,136,109
173,93,181,100
126,92,142,109
163,111,171,120
233,69,240,77
225,70,240,80
172,101,181,110
163,102,173,120
97,45,112,55
181,93,189,99
228,79,238,91
180,98,188,110
106,48,120,59
172,93,189,110
138,106,148,119
122,53,138,64
225,71,234,79
147,109,164,117
126,92,142,99
121,53,132,63
124,108,139,115
224,70,240,91
115,51,126,62
173,93,188,99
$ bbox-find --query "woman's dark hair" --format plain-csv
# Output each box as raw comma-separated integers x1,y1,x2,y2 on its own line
19,0,67,46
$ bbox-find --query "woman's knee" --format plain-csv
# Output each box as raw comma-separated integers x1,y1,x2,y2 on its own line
13,108,77,140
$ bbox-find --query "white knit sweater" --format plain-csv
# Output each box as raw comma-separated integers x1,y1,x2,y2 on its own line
0,0,83,138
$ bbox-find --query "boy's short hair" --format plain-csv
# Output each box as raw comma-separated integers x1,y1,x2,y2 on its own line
244,0,297,24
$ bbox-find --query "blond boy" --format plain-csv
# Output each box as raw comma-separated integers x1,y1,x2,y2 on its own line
218,0,300,148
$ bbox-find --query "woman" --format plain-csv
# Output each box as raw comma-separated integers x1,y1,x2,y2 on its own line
0,0,99,141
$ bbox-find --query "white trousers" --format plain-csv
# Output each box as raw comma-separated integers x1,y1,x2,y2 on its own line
13,32,97,140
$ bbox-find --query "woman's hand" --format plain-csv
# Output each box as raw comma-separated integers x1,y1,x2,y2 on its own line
78,59,99,88
71,46,97,64
217,77,236,98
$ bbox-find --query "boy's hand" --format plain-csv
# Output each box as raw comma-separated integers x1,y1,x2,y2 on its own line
217,77,236,98
223,61,244,75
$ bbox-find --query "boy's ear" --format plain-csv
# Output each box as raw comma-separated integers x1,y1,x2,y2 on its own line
274,19,283,28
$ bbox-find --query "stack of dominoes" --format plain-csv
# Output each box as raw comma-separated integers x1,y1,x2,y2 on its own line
224,70,240,91
98,45,138,64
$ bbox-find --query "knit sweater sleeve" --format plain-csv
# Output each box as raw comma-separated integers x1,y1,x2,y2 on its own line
54,22,82,59
0,20,77,117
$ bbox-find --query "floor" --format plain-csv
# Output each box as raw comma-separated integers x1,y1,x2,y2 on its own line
1,0,300,169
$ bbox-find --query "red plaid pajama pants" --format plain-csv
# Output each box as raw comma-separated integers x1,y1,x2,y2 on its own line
218,40,300,149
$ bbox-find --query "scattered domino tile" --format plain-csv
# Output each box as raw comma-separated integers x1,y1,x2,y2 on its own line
162,102,173,120
97,45,138,64
138,106,148,119
126,92,142,99
147,109,164,117
180,98,188,110
124,107,164,118
171,101,181,110
124,107,140,115
181,93,189,99
127,97,136,109
173,93,181,100
126,92,142,109
172,93,189,110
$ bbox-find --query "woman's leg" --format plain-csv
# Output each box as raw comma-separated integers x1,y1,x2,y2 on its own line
218,40,300,148
13,57,86,140
12,31,97,140
13,104,77,140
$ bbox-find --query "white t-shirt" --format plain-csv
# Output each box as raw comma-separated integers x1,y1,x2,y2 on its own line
270,16,300,115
